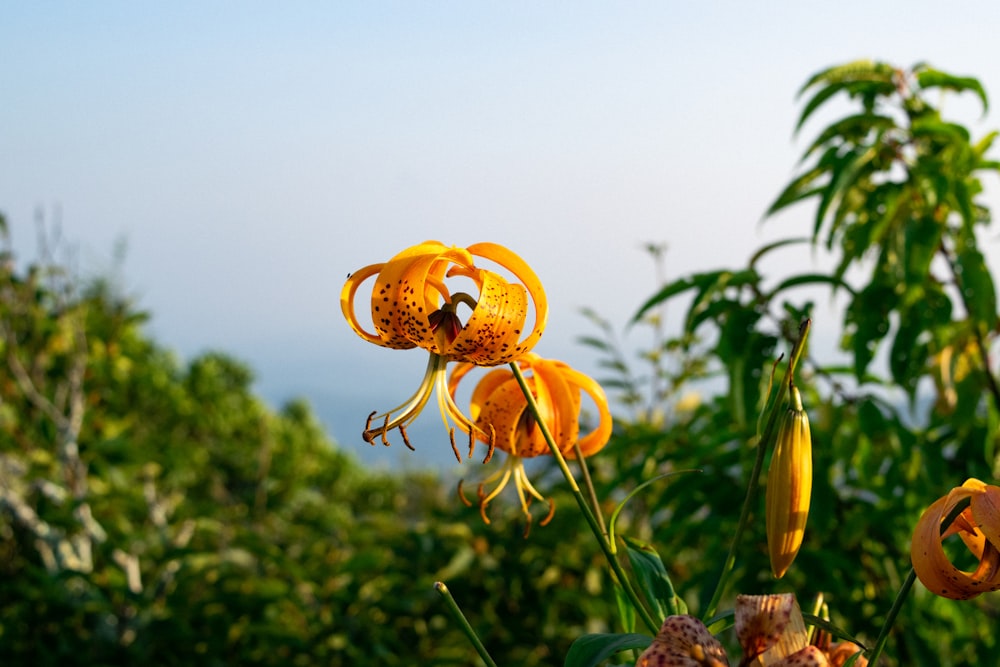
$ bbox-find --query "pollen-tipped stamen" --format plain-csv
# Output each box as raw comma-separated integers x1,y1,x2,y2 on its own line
482,425,496,464
361,353,444,447
448,428,462,463
399,424,414,451
457,479,473,507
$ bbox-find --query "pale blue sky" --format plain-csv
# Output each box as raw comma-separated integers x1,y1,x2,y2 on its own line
3,3,999,469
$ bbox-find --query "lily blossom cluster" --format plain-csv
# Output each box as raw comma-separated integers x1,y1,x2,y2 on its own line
911,478,1000,600
635,594,866,667
342,240,611,527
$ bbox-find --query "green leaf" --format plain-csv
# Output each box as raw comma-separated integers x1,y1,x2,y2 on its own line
955,234,998,332
844,281,897,379
801,614,870,650
802,113,896,158
911,117,972,144
576,335,613,353
765,273,857,300
815,145,879,245
766,147,839,217
972,130,998,158
608,471,701,547
564,633,653,667
889,303,930,396
631,276,696,325
915,68,989,112
613,582,637,635
623,536,682,623
748,237,812,270
795,61,896,130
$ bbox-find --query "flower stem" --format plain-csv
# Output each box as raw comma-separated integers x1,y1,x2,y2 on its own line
509,362,660,635
704,318,811,621
573,441,608,538
867,496,970,665
866,568,915,667
434,581,499,667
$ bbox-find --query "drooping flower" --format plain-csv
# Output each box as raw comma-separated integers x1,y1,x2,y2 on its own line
910,477,1000,600
448,353,612,529
341,241,547,452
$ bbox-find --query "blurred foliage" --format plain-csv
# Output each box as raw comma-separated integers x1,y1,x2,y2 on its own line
581,61,1000,666
4,59,1000,667
0,222,610,666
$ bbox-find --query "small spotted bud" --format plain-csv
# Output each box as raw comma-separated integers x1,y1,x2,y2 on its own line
766,386,812,579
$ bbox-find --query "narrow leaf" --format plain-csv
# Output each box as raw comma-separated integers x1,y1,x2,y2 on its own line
915,68,989,112
564,633,653,667
623,536,681,623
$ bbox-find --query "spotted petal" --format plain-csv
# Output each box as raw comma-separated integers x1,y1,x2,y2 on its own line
341,240,547,365
636,615,730,667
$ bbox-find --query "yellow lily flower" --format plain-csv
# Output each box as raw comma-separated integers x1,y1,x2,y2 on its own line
341,241,547,451
910,477,1000,600
448,353,612,531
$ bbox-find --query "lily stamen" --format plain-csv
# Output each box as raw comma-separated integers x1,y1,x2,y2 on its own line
399,424,414,451
448,428,462,463
482,425,496,464
457,480,473,508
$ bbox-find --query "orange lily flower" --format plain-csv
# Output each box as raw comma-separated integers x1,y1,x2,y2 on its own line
341,241,547,451
448,353,612,530
910,477,1000,600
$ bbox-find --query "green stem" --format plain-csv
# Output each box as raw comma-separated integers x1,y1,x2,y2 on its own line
867,496,971,665
704,318,811,621
574,440,608,538
434,581,499,667
866,569,915,667
509,362,660,635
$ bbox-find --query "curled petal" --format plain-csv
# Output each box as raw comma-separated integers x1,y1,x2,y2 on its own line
911,478,1000,600
447,267,530,364
341,262,398,347
553,362,613,458
467,241,548,359
450,353,613,460
636,615,730,667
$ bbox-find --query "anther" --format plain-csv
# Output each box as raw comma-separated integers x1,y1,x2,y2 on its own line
540,498,556,526
380,414,391,446
399,424,415,451
448,428,462,463
457,480,473,507
362,411,378,444
479,501,492,525
467,427,476,459
482,425,496,464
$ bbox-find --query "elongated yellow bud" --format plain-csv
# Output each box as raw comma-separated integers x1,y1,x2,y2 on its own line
766,386,812,579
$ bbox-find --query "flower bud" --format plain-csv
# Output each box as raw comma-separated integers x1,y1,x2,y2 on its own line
766,386,812,579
